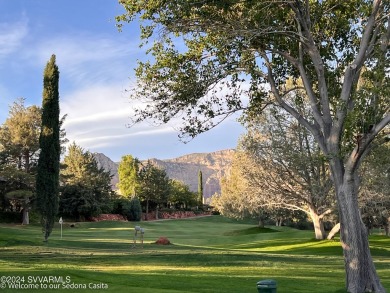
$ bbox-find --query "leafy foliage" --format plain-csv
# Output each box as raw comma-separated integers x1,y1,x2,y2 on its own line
168,179,198,209
0,166,35,212
117,155,140,197
138,160,170,218
59,184,101,220
0,98,41,173
360,142,390,234
59,143,114,220
111,197,131,218
118,0,389,143
128,197,142,221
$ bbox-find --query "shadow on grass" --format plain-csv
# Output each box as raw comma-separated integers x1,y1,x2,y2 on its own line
223,226,279,236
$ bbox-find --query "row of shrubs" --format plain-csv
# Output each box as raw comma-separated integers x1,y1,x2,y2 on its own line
0,211,41,224
0,198,211,223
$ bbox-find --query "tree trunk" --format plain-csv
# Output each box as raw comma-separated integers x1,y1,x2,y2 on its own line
155,205,159,220
22,198,30,225
24,151,30,173
22,208,29,225
336,171,386,293
275,218,283,226
327,223,340,240
308,206,326,240
145,200,149,221
386,217,390,237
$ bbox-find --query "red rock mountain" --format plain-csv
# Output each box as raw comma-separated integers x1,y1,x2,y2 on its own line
93,149,234,201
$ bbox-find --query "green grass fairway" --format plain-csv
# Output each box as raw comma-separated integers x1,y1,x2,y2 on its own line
0,216,389,292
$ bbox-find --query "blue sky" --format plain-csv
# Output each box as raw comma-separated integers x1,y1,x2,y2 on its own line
0,0,244,162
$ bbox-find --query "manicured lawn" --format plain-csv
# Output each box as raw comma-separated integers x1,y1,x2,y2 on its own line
0,216,389,292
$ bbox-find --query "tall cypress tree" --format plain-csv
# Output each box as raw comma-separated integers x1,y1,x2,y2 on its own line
36,55,60,242
198,170,203,206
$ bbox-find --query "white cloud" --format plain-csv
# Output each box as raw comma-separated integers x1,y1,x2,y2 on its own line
71,125,174,147
62,84,128,137
59,78,244,161
0,18,29,59
61,82,178,152
21,33,141,87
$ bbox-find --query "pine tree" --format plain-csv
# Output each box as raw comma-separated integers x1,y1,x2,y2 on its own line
60,143,113,220
36,55,60,242
198,170,203,206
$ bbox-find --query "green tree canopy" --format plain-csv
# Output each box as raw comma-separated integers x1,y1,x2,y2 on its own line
169,179,198,209
117,155,140,197
60,143,113,220
138,160,170,219
0,98,41,173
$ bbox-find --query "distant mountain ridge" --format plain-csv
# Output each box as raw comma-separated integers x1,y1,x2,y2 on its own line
93,152,120,186
93,150,235,200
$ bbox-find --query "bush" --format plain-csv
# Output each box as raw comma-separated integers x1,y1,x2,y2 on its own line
0,211,21,223
111,198,131,216
28,210,41,224
0,210,46,224
128,197,142,221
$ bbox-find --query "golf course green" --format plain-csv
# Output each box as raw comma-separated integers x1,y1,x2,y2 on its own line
0,216,389,292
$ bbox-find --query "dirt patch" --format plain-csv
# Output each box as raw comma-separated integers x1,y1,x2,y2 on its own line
154,237,171,245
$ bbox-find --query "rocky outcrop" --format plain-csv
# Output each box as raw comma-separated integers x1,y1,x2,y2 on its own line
93,149,234,201
148,150,235,200
93,152,119,187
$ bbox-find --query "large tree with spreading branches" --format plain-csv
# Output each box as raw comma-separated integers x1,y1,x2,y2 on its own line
117,1,389,292
233,107,334,239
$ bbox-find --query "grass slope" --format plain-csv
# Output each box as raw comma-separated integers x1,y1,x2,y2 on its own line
0,216,389,292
